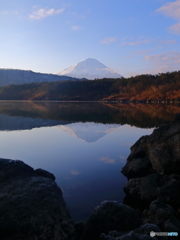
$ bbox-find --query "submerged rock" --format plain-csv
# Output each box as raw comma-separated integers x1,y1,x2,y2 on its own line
0,158,75,240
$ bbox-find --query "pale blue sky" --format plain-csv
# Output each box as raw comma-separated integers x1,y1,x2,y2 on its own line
0,0,180,77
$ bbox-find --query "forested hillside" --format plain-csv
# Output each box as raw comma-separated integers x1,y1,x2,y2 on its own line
0,71,179,101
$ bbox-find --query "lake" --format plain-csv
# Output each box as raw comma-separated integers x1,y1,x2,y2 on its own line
0,101,179,222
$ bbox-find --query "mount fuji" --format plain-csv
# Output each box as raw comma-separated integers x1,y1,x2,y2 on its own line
57,58,122,80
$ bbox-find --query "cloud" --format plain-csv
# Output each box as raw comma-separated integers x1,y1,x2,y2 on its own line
144,51,180,73
120,39,150,46
156,0,180,19
169,22,180,34
99,157,116,164
145,51,180,64
71,25,82,31
129,39,150,46
29,7,64,20
70,170,81,175
101,37,116,44
1,10,19,16
119,155,126,164
156,0,180,34
159,39,177,44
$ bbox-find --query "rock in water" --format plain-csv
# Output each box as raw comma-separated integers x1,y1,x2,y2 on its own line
143,200,180,232
0,158,75,240
122,115,180,177
81,201,142,240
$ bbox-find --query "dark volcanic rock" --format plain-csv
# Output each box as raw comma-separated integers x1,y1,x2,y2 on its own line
124,173,180,209
158,174,180,208
143,200,180,232
0,158,37,184
121,116,180,239
121,155,155,179
81,201,142,240
122,115,180,176
123,173,164,205
35,168,56,181
145,116,180,175
100,223,168,240
121,135,155,179
0,158,75,240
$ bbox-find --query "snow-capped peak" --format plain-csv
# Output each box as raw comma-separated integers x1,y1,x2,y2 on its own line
57,58,122,80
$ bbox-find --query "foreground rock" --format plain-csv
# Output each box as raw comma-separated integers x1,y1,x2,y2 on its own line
0,158,75,240
121,115,180,238
122,114,180,177
100,223,168,240
80,201,142,240
123,173,180,208
143,200,180,232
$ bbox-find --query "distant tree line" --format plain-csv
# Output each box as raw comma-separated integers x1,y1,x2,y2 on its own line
0,71,179,101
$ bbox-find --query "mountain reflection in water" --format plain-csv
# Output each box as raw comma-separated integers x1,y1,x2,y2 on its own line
0,101,179,221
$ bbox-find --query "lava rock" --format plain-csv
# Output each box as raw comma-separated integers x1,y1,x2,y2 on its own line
122,115,180,176
121,155,155,179
0,158,75,240
0,158,37,184
143,200,180,233
157,174,180,208
100,224,168,240
123,173,164,205
81,201,142,240
35,168,56,181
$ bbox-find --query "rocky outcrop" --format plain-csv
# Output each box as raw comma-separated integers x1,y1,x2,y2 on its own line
122,115,180,177
80,201,142,240
100,224,168,240
120,115,180,238
123,173,180,209
0,158,75,240
143,200,180,232
35,168,56,181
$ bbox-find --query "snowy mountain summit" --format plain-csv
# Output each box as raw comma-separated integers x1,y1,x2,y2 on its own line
57,58,122,80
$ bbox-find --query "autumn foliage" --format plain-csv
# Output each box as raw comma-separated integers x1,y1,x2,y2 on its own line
0,71,179,101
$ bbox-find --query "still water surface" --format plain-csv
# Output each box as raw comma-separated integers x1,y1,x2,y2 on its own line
0,101,179,221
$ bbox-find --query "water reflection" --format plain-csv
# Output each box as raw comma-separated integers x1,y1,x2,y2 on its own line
0,101,179,127
0,101,179,221
58,122,120,142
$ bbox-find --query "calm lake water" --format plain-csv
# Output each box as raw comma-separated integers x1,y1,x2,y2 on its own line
0,101,179,221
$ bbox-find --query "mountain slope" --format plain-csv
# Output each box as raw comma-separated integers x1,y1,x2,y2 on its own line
0,69,79,87
58,58,122,80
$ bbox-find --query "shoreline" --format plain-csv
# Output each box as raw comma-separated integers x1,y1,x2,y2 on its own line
0,99,180,105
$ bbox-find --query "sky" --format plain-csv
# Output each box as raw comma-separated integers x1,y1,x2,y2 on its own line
0,0,180,77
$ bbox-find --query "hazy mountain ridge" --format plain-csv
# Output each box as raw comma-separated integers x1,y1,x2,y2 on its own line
0,68,80,87
0,58,122,86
